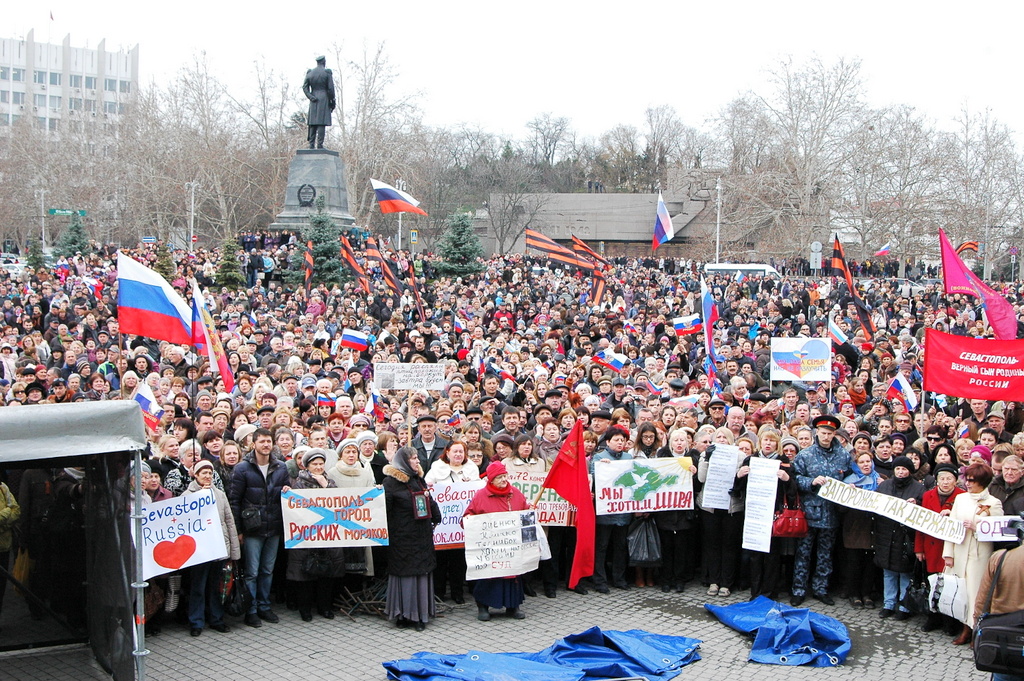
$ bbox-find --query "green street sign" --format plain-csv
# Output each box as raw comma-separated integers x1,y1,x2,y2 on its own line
48,209,87,216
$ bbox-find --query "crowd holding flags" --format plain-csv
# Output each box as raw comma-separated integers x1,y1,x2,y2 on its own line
365,236,403,295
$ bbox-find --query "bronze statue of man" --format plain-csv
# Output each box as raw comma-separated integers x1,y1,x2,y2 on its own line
302,55,336,149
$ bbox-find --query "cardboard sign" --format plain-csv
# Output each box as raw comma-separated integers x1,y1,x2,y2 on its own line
594,457,694,515
373,362,446,391
135,489,227,580
281,487,389,549
430,479,486,549
817,476,965,543
770,337,832,381
464,510,541,580
507,470,578,526
975,515,1020,542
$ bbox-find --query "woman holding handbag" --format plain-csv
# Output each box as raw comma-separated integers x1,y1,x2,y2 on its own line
943,462,1003,645
734,431,798,600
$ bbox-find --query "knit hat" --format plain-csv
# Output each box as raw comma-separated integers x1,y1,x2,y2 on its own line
355,431,378,448
780,436,800,451
934,463,959,480
970,445,993,465
892,455,916,474
485,461,507,482
302,448,328,468
193,459,215,475
338,438,359,453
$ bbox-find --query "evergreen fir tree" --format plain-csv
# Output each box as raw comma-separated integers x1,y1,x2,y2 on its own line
286,196,344,288
215,238,246,289
153,242,175,280
26,238,45,271
435,211,485,277
53,214,91,258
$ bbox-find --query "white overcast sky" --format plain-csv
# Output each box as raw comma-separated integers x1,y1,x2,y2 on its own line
9,1,1024,141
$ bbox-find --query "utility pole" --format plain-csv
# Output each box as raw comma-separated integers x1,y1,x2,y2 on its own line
185,181,199,252
395,178,407,251
715,177,722,263
35,189,46,247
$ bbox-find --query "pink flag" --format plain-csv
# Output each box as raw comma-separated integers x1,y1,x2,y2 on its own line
939,229,1018,340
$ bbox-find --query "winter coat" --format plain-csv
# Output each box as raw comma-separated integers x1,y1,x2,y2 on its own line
696,445,746,515
285,471,346,582
383,465,440,577
915,486,964,573
412,435,450,473
990,476,1024,516
872,476,925,573
943,489,1004,627
464,483,529,517
228,453,290,536
424,460,479,486
0,482,21,552
792,438,854,529
185,480,240,562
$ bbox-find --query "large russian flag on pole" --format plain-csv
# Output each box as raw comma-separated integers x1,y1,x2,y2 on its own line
116,252,193,345
191,282,235,392
132,382,164,430
651,192,674,250
370,179,427,215
700,277,722,361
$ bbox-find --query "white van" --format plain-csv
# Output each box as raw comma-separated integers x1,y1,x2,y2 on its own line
703,263,781,279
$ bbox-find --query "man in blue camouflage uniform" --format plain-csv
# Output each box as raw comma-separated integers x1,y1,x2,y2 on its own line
790,414,853,606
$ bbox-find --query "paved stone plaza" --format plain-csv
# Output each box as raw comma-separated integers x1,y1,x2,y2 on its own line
0,584,985,681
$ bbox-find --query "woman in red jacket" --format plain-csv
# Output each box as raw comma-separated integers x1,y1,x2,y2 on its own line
914,463,964,634
463,461,529,621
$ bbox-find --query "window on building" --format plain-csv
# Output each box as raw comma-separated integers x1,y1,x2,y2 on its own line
119,80,131,94
12,68,25,82
68,97,82,110
83,98,96,112
104,78,116,92
35,116,46,129
0,114,8,126
48,118,58,131
49,72,61,86
34,70,46,84
85,75,96,89
0,67,9,80
104,101,117,114
12,92,25,105
70,74,82,88
0,91,7,104
50,95,61,109
34,94,47,108
11,114,21,124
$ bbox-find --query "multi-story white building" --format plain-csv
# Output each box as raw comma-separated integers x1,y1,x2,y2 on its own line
0,29,138,132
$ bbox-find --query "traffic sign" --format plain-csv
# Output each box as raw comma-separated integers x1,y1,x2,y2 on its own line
48,209,87,216
410,229,418,244
191,235,198,243
1010,246,1020,256
141,236,157,244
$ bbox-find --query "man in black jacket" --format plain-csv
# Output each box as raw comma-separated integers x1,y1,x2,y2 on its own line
229,428,289,628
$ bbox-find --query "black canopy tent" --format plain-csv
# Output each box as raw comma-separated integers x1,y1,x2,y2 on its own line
0,402,149,681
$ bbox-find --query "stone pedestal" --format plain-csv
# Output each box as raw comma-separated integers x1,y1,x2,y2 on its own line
269,149,354,231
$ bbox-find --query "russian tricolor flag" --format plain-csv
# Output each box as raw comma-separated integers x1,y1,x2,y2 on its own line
673,314,703,336
83,276,104,299
700,277,722,362
454,317,466,334
133,382,164,430
318,393,336,408
363,388,386,421
192,282,235,392
370,179,428,216
828,318,849,346
886,374,919,412
643,378,663,396
340,329,369,352
651,192,674,250
116,252,193,345
592,350,627,373
667,394,700,409
874,242,892,257
623,320,639,336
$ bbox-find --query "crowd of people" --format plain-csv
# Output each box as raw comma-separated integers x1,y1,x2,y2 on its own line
0,237,1023,657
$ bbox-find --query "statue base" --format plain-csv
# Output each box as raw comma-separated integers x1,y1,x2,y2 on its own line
269,149,354,231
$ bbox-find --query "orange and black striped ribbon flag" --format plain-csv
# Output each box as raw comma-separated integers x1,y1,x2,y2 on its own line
303,240,314,294
590,268,607,305
340,235,371,295
832,235,877,337
955,241,979,256
407,261,427,323
525,228,592,270
571,235,611,269
365,236,402,295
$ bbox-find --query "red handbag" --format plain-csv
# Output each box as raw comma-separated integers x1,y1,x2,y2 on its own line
772,495,808,538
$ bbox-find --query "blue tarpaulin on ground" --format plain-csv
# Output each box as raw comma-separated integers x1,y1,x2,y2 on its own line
704,596,850,667
383,627,702,681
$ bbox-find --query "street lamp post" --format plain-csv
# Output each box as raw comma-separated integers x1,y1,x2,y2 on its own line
35,189,46,247
394,178,408,251
185,181,199,252
715,177,722,264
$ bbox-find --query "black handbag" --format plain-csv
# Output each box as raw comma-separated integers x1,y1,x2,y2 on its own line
240,506,263,533
224,562,252,618
302,549,333,578
900,562,930,615
974,548,1024,675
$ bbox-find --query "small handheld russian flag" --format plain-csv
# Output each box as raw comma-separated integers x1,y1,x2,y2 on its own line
886,374,919,412
132,382,164,430
673,315,703,336
340,329,369,352
874,242,892,257
318,393,336,408
828,318,849,346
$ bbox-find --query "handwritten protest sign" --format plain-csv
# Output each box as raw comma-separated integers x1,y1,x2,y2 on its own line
373,362,446,391
281,487,389,549
975,515,1020,542
741,457,781,553
702,445,740,511
464,510,541,580
430,479,485,549
817,476,965,543
507,470,577,526
594,457,694,516
134,489,226,580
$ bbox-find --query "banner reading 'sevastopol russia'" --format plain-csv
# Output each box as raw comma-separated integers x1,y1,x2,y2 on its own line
923,329,1024,400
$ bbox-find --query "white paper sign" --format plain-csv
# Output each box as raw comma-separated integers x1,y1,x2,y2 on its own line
742,457,781,553
373,362,446,390
975,515,1019,542
430,479,486,549
593,458,694,515
134,489,227,580
702,444,741,511
281,487,389,549
464,510,541,580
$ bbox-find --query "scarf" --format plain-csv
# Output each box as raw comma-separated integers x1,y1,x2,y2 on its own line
843,468,880,491
335,459,365,477
848,385,868,407
486,480,513,497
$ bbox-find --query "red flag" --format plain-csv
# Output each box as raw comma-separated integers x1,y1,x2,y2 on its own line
939,229,1017,341
540,420,594,589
